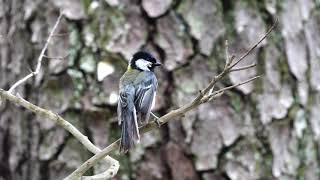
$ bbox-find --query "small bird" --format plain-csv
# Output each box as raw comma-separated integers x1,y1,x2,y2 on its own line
118,51,161,153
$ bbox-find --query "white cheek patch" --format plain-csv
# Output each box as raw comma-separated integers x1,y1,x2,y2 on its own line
135,59,151,71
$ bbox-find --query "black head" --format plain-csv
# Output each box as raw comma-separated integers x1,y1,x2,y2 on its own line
129,51,161,71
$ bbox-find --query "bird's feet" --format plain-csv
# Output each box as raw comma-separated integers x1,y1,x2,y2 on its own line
151,112,161,128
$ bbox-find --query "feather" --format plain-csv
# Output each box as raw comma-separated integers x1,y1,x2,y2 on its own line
118,70,158,153
134,72,158,123
118,86,140,153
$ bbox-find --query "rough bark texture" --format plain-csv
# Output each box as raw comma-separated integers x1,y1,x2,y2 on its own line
1,0,320,179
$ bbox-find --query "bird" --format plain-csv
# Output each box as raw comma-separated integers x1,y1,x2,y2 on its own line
118,51,161,153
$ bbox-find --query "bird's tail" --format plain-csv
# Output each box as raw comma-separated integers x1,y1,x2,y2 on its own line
119,106,140,153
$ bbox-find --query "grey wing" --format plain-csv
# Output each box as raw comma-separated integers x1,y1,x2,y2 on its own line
134,74,158,123
117,86,140,152
117,91,128,125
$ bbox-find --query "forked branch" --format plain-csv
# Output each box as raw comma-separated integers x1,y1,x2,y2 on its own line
0,12,120,180
65,19,278,179
8,12,63,93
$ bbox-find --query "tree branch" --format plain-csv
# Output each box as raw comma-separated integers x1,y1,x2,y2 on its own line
1,12,277,178
200,76,260,103
65,19,278,179
8,13,63,93
0,89,119,179
228,18,278,70
2,11,119,180
229,63,256,72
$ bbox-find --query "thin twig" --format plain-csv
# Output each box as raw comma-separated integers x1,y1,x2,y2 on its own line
208,91,224,101
65,19,277,178
230,63,257,72
8,13,64,93
150,112,160,119
65,76,260,177
3,11,120,180
201,76,260,103
1,17,278,179
214,76,260,94
198,19,277,100
228,18,278,70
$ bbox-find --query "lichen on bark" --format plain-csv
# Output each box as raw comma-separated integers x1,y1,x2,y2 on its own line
1,0,320,180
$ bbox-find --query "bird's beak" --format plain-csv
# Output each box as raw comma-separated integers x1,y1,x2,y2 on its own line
154,62,162,66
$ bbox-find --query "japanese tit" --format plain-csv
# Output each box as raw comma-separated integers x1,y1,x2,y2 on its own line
118,51,161,153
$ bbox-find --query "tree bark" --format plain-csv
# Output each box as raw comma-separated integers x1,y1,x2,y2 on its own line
0,0,319,179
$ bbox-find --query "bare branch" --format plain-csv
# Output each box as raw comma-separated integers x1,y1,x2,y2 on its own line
201,76,260,103
208,91,224,101
64,140,120,180
230,63,257,72
228,18,278,70
65,74,260,179
82,167,119,180
8,13,64,93
65,19,277,178
151,112,160,119
217,76,260,92
199,19,277,100
2,10,122,180
0,89,119,179
1,17,277,179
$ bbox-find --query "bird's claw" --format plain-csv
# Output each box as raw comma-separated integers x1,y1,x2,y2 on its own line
154,118,161,128
151,112,161,128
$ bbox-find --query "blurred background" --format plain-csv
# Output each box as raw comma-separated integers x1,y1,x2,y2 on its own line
1,0,320,179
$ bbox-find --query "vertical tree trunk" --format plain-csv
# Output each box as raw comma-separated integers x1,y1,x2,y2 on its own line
0,0,319,179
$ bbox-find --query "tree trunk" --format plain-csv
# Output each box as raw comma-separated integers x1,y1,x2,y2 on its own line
0,0,319,179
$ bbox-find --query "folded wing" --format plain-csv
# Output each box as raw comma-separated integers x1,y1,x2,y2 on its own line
134,72,158,123
118,86,140,153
